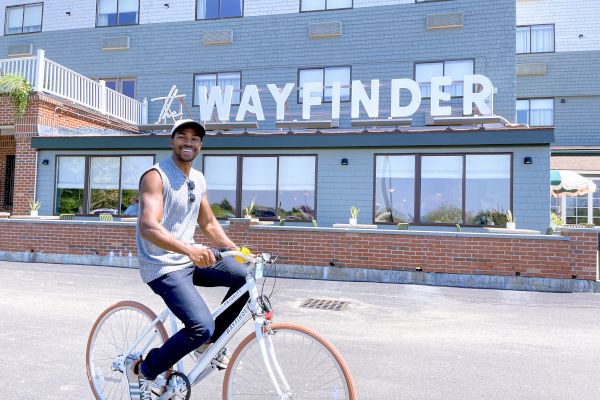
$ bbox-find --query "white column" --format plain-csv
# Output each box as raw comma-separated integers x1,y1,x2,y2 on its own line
588,190,593,225
142,98,148,124
561,194,567,223
99,80,107,114
34,49,46,92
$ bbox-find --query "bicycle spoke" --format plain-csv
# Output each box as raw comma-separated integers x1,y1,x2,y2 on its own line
87,303,168,400
226,325,353,400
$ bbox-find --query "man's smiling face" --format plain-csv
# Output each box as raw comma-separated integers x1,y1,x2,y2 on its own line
170,127,202,163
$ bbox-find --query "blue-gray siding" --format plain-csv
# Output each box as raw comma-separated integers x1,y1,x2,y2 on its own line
517,51,600,147
1,0,516,128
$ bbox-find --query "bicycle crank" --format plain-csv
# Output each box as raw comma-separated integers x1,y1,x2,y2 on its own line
160,371,191,400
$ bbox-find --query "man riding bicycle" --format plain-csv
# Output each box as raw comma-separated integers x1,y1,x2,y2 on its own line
127,119,248,399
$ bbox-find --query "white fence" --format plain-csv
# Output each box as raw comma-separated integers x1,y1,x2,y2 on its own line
0,49,147,125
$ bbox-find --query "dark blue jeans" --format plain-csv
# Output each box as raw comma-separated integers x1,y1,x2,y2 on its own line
140,257,248,380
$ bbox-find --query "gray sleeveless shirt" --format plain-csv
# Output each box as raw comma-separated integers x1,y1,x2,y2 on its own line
136,157,206,283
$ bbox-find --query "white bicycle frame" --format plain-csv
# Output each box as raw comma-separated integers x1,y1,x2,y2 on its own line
121,251,292,399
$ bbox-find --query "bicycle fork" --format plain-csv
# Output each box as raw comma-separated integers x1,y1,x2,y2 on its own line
254,321,293,399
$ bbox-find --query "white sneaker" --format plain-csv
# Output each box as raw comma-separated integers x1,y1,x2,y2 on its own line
125,357,153,400
194,343,230,370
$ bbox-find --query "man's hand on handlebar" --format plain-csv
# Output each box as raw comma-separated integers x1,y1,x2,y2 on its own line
187,245,216,267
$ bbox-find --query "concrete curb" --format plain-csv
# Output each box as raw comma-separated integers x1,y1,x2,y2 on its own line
0,251,598,293
266,264,600,293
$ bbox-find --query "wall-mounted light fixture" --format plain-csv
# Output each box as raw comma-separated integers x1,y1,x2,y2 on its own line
163,3,170,8
41,159,49,165
341,158,348,166
523,157,532,165
65,11,71,16
579,34,584,39
560,99,566,104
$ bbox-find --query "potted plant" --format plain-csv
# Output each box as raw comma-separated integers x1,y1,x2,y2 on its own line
244,198,255,219
29,198,41,217
349,205,359,225
506,210,516,230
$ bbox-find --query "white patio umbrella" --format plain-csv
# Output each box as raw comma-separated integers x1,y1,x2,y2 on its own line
550,170,597,224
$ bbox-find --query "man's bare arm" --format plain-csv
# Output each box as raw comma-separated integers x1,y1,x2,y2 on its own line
138,170,215,266
197,194,236,249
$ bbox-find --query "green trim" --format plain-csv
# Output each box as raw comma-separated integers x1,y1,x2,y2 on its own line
31,129,554,150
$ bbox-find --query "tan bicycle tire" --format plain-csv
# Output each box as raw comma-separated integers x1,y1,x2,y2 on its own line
86,300,169,400
222,322,356,400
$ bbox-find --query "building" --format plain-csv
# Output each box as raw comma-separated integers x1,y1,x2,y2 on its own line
0,0,557,231
516,0,600,225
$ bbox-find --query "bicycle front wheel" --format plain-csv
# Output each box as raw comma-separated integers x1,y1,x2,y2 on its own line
86,301,168,400
223,322,356,399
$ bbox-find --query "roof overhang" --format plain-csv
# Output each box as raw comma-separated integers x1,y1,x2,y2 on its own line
31,127,554,151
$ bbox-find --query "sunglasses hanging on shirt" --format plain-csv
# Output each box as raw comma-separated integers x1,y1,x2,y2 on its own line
187,180,195,203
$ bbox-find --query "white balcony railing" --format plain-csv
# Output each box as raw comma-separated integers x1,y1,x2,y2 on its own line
0,49,147,125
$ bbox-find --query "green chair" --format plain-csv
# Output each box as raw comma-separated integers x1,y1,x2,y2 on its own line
59,213,75,220
99,213,114,222
312,219,318,227
455,224,462,232
396,223,409,230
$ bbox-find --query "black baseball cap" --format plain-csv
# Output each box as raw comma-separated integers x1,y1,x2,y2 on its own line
170,119,206,139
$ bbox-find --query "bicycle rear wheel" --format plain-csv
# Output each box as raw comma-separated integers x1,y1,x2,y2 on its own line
86,301,168,400
223,322,356,400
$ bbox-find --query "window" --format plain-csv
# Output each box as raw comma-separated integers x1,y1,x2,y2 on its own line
56,157,85,215
298,66,351,103
55,155,153,215
374,154,512,225
97,0,138,27
415,59,473,97
516,98,554,126
5,3,42,35
101,78,136,99
194,72,241,106
464,155,511,225
203,155,317,221
197,0,242,19
420,156,463,224
204,156,237,218
301,0,351,11
555,177,600,226
375,155,416,223
517,25,554,54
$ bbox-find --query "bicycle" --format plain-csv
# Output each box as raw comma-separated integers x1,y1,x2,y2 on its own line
86,249,357,399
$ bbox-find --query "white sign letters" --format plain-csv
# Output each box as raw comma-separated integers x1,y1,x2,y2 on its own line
197,75,494,122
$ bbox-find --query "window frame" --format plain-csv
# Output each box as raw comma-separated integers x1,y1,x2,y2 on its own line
560,175,600,226
4,2,43,35
297,65,352,104
372,152,513,226
516,24,555,55
193,71,242,107
299,0,353,13
516,98,554,127
98,77,137,98
95,0,140,28
202,154,319,221
195,0,244,20
53,154,155,216
413,58,475,99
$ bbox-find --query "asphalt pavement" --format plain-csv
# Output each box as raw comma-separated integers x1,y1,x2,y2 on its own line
1,261,599,399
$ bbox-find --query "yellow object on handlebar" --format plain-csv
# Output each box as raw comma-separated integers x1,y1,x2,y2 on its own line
235,246,251,263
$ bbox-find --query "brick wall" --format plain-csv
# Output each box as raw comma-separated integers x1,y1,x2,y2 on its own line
0,219,596,281
1,93,138,214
